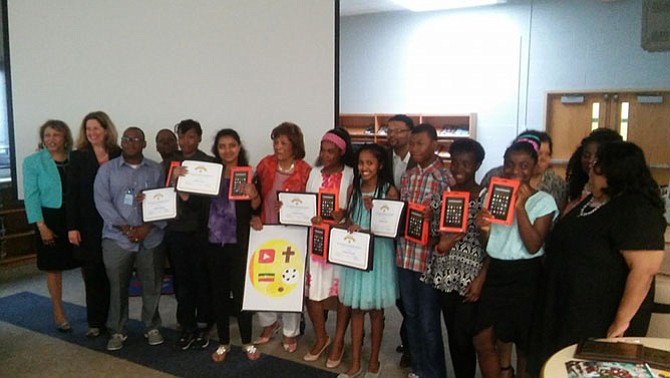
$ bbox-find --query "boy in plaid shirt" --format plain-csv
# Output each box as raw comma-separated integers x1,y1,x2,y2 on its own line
396,124,454,378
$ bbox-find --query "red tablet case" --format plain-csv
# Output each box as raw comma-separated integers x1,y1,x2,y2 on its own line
439,191,470,233
485,177,520,226
404,202,429,245
228,166,253,200
318,188,339,224
309,223,330,261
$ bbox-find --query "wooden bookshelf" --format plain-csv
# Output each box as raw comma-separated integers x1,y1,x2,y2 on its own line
339,113,477,163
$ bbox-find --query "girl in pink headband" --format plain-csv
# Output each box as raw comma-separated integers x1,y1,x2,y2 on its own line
304,128,355,368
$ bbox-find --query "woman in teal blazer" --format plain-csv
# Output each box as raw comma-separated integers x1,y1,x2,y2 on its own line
23,120,79,332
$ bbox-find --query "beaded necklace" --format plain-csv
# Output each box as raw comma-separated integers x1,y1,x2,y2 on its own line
578,196,608,217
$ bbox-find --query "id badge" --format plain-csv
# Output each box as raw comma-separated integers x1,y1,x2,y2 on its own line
124,189,134,206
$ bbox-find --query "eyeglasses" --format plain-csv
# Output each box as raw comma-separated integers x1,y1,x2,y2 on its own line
387,128,409,135
121,136,144,143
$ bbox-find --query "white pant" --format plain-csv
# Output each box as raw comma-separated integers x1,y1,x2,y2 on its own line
257,311,301,337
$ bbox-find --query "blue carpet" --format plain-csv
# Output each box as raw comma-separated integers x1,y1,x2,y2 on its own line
0,292,337,378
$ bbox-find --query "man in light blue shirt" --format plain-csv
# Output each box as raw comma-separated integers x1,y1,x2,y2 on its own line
94,126,166,351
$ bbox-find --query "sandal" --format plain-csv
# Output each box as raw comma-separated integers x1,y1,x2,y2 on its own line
242,344,261,360
211,344,230,363
253,322,280,345
282,336,298,353
56,321,72,333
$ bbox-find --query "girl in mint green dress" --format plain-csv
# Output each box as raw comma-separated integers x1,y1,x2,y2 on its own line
338,143,399,378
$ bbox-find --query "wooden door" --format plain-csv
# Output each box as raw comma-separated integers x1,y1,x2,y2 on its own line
546,93,610,164
547,90,670,185
617,92,670,185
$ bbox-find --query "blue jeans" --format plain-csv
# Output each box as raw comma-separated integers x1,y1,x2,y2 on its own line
398,268,446,378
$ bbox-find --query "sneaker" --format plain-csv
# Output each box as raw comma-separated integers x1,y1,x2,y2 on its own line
86,327,101,338
192,328,210,349
145,329,164,346
107,333,127,351
176,331,195,350
408,373,420,378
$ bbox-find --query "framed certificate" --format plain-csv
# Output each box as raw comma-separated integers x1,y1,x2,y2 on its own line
327,227,373,271
404,202,429,245
318,188,339,224
370,199,406,238
309,223,330,261
485,177,519,225
176,160,224,196
278,191,317,227
229,166,253,200
439,191,469,233
141,187,178,222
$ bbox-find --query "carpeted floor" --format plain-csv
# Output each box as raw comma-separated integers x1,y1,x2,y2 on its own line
0,292,337,378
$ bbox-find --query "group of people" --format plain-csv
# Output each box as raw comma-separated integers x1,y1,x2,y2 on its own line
22,112,666,378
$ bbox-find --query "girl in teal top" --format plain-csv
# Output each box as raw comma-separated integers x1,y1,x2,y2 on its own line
338,143,399,378
473,135,557,378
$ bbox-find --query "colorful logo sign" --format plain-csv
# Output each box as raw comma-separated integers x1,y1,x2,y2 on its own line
248,239,303,298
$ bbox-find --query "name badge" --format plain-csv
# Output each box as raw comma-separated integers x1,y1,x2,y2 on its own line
124,189,134,206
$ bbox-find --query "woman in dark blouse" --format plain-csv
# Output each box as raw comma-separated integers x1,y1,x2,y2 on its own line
529,141,666,375
66,111,121,337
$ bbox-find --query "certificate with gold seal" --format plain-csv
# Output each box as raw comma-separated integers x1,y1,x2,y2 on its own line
327,227,373,271
141,187,178,222
370,199,406,238
278,192,317,227
176,160,223,196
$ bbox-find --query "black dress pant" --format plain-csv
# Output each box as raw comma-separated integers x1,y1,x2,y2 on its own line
206,243,252,345
80,260,110,329
166,231,212,332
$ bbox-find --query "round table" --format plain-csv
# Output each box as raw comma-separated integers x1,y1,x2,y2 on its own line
541,337,670,377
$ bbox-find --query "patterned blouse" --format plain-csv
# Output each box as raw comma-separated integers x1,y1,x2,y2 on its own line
421,193,485,296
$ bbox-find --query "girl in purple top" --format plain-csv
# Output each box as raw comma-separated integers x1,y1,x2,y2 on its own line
206,129,263,362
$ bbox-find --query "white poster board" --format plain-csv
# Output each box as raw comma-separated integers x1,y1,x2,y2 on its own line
242,225,308,312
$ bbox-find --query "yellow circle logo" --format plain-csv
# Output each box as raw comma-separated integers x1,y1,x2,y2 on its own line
248,239,303,297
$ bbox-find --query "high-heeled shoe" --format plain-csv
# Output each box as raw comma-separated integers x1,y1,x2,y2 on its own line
326,348,344,368
364,366,382,378
253,322,280,345
336,368,363,378
56,321,72,333
282,336,298,353
303,337,331,361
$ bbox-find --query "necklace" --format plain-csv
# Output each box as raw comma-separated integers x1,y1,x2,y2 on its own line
578,196,607,217
277,161,295,174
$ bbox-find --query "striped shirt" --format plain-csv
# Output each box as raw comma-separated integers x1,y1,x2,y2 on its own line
396,157,454,272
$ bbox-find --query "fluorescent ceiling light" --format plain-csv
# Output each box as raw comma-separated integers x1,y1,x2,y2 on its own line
392,0,507,12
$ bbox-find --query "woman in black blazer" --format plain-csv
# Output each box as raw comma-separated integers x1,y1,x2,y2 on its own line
66,111,121,338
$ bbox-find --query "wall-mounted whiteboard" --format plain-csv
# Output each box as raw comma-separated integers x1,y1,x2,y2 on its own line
9,0,335,199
